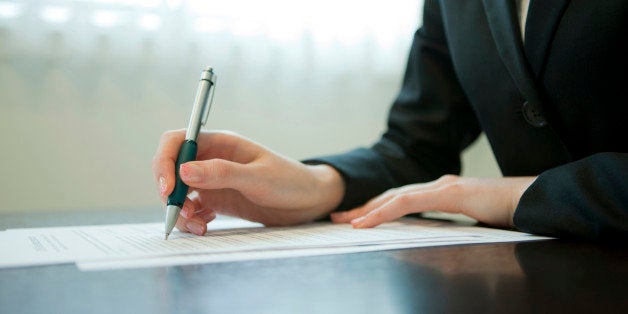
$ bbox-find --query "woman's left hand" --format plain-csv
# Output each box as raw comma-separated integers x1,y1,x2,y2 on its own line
331,175,537,228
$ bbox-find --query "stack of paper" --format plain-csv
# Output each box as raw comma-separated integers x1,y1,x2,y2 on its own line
0,217,550,271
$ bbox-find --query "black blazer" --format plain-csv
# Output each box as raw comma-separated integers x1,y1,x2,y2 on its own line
309,0,628,240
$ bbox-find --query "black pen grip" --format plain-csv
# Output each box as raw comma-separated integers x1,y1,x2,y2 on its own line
167,140,198,207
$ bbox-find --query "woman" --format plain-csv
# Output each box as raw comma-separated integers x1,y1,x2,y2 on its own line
153,0,628,240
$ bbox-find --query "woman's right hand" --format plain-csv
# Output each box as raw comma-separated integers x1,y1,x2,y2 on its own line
152,130,345,235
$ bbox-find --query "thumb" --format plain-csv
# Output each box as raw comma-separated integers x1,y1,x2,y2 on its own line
179,159,249,190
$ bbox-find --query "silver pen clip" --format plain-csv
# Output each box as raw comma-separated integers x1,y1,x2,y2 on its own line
201,67,216,126
185,67,217,141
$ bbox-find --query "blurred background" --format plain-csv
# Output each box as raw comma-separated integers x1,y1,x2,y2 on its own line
0,0,499,214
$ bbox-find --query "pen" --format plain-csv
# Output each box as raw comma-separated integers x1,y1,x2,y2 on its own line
165,67,216,240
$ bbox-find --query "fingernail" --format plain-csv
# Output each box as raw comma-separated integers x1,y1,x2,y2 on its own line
180,163,202,182
186,221,205,235
351,216,366,225
180,204,193,219
159,177,167,196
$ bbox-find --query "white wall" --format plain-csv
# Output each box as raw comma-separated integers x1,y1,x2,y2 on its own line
0,0,499,213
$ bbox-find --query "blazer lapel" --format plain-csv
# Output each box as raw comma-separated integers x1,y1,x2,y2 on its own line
481,0,538,104
524,0,571,79
481,0,573,164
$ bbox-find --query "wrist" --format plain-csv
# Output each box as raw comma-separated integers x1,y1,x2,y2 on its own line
307,164,346,216
509,176,538,227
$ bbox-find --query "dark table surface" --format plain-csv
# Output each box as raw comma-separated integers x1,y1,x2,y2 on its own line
1,208,626,314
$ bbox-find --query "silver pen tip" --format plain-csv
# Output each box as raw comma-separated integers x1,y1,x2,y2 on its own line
165,233,170,240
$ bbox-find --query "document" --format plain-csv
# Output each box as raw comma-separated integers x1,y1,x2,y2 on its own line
0,217,551,271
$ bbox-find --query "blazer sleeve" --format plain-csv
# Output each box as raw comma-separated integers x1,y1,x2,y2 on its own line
305,0,481,211
514,152,628,241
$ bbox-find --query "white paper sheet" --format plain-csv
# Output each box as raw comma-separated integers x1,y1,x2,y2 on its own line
0,217,551,271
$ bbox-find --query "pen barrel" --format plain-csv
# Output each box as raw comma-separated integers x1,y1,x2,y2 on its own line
167,140,198,207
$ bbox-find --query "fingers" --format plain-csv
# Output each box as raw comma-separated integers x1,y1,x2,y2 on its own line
175,195,217,236
330,205,372,224
152,130,263,202
152,129,186,202
333,175,464,229
179,159,251,191
331,175,459,224
194,131,262,164
330,191,394,223
349,192,435,228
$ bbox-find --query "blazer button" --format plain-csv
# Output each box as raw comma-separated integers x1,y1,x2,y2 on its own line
522,101,547,127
